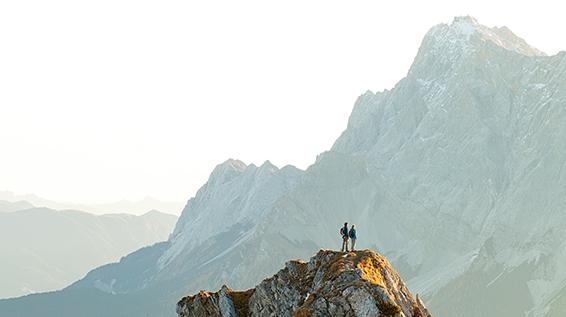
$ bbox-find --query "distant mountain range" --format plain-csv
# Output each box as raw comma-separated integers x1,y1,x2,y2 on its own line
0,200,34,213
0,200,177,299
2,16,566,317
0,191,184,215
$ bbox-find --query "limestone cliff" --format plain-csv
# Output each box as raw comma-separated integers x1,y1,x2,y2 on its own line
177,249,432,317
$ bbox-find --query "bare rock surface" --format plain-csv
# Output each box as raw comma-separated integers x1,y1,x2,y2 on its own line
177,249,431,317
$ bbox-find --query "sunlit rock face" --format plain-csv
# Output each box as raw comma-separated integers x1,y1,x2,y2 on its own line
3,16,566,317
177,249,432,317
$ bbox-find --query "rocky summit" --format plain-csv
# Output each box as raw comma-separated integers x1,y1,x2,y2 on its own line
177,249,431,317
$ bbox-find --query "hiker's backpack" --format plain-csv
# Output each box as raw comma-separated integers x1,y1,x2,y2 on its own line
340,227,345,236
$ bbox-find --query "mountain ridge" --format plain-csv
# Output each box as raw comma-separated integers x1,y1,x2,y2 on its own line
2,16,566,317
424,16,545,57
0,190,184,215
0,205,177,299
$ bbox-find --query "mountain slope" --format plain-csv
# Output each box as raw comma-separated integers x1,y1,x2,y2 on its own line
331,16,566,316
2,16,566,317
177,249,432,317
68,160,304,296
0,208,177,299
0,159,306,316
0,200,34,212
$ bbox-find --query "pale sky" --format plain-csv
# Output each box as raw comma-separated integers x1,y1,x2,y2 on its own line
1,0,565,208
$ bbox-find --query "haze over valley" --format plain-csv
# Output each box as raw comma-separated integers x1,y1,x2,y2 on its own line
0,200,177,299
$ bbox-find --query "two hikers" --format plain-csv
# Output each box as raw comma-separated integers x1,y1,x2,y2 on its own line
339,222,357,252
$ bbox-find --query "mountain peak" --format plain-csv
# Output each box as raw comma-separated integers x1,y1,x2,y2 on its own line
452,15,478,24
450,15,480,37
177,249,432,317
207,159,249,186
423,16,545,57
217,159,248,172
258,159,278,172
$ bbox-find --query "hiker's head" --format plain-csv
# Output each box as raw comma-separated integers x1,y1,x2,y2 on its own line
344,222,348,226
351,224,356,228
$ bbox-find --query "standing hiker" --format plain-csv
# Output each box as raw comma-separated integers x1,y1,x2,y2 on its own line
349,224,357,251
340,222,349,252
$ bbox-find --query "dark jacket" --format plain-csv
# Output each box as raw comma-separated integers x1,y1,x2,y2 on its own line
341,226,349,238
349,228,357,239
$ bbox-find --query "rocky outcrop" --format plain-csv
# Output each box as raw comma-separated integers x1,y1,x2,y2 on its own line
177,249,431,317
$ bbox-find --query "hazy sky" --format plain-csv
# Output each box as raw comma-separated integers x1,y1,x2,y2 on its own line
1,0,565,207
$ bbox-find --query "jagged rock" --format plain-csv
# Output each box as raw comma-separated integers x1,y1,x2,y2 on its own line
177,249,432,317
176,285,254,317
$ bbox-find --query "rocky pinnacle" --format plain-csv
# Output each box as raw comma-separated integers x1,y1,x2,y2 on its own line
177,249,432,317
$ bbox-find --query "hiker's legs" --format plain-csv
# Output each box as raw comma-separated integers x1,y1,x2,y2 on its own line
351,239,356,251
341,237,349,252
